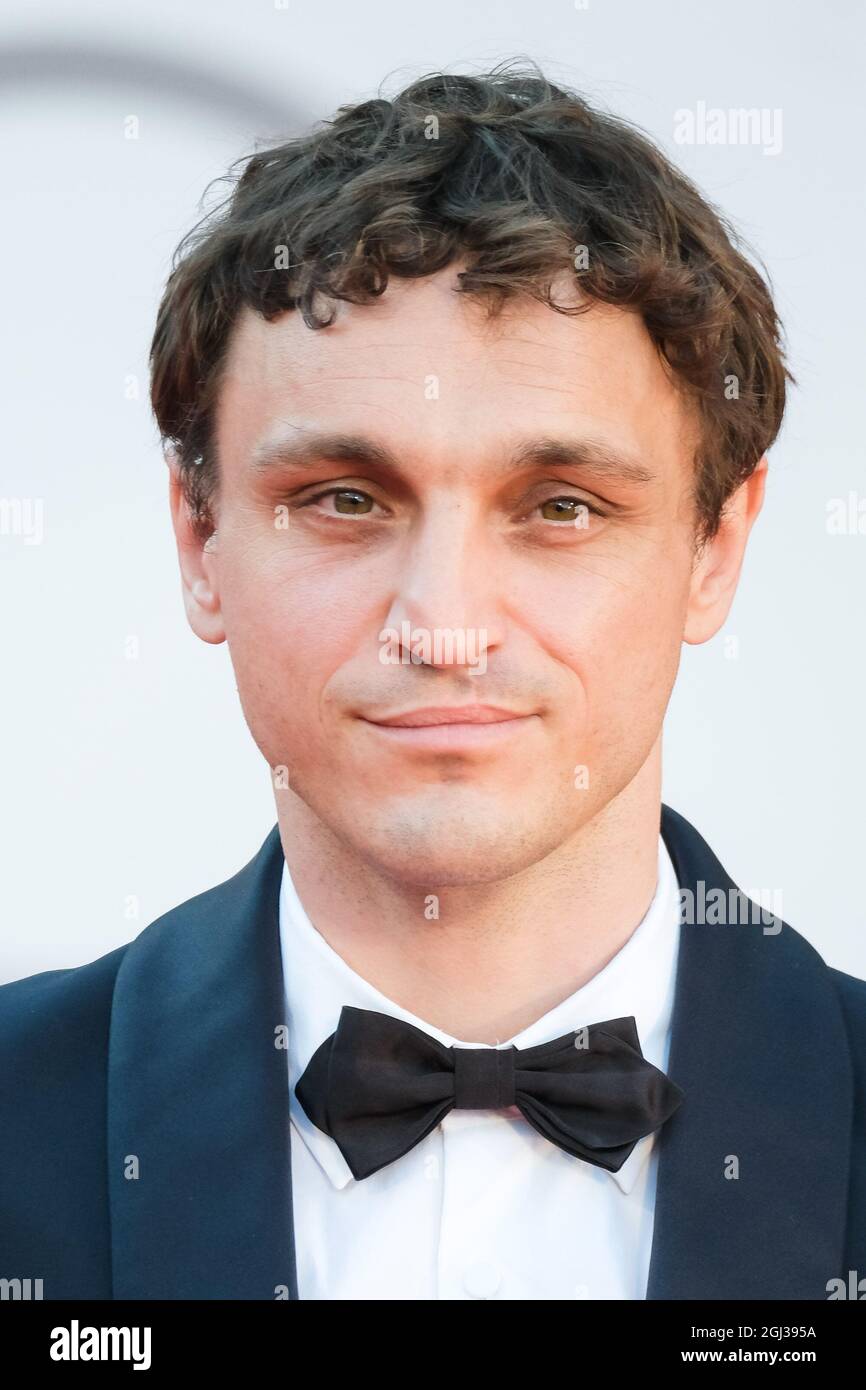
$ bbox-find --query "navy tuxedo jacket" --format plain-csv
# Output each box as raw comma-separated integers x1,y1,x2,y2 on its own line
2,805,865,1300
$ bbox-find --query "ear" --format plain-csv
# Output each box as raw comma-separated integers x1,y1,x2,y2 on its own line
167,449,226,645
684,455,768,645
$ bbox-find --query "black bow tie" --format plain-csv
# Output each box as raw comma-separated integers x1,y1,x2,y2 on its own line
295,1005,685,1181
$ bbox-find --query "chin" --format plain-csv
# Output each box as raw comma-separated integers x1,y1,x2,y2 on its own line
353,802,565,889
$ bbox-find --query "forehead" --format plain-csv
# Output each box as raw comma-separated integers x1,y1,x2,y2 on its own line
214,266,696,479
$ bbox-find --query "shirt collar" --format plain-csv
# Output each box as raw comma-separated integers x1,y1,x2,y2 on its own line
280,835,681,1196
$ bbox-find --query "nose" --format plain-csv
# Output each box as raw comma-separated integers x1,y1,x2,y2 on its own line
382,496,505,670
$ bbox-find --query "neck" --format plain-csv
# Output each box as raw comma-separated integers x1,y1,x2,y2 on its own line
276,742,663,1044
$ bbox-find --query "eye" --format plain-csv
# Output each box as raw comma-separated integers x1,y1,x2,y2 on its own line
306,487,379,516
538,496,599,525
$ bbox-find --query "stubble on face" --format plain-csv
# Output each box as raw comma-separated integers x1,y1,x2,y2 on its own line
208,266,699,888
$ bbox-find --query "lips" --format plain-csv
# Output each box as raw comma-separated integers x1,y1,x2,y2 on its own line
359,705,538,752
365,705,527,728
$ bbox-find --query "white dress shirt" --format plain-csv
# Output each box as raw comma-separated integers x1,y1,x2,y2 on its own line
280,836,682,1300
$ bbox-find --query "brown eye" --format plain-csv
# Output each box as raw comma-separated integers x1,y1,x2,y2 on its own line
329,489,375,515
539,497,590,523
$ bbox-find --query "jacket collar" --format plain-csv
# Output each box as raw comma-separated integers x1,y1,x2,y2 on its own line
107,807,852,1299
646,805,851,1299
107,824,296,1299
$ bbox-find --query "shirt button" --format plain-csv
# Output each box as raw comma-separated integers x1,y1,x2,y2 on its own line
462,1260,502,1299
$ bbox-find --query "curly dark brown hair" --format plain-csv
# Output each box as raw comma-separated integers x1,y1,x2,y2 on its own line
150,60,792,549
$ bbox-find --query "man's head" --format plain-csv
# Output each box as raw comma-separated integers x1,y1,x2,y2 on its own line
152,65,789,885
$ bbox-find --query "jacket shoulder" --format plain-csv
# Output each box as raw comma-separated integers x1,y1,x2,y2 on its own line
0,825,280,1051
0,943,130,1064
829,966,866,1270
0,945,131,1296
829,965,866,1050
0,854,254,1298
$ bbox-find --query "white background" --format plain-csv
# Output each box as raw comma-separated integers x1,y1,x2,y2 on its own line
1,0,864,981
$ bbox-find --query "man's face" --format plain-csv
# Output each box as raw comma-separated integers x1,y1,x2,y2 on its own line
189,267,708,884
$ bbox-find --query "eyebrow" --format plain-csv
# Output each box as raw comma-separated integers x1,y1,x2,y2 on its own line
249,430,655,488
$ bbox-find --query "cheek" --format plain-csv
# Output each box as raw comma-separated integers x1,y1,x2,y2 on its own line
518,547,688,728
583,577,687,757
216,546,375,751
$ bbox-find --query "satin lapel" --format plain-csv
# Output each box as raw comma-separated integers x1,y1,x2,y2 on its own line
108,824,297,1299
646,805,852,1299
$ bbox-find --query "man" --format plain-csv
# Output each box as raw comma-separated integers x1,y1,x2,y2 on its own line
2,64,865,1302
